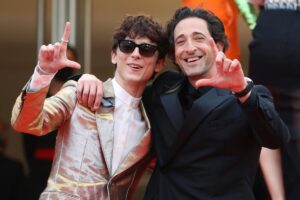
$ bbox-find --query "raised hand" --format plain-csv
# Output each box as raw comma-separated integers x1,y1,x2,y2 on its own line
38,22,80,74
195,38,247,93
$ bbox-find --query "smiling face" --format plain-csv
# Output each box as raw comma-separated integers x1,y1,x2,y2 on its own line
111,36,163,95
174,17,222,84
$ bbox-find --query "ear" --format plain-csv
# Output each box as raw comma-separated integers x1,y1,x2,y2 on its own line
111,50,117,64
154,58,165,73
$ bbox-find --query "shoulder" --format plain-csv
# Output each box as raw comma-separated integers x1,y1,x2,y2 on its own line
252,84,273,100
253,84,271,93
52,80,78,104
57,80,77,97
62,80,77,88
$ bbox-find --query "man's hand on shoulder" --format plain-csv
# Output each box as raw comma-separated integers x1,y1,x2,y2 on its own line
77,74,103,111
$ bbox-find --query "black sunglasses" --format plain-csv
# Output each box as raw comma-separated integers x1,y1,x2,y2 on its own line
118,40,158,57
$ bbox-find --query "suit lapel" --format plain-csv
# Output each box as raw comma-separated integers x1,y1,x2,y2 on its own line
163,88,231,167
158,72,186,133
96,79,115,174
114,102,151,175
160,86,184,132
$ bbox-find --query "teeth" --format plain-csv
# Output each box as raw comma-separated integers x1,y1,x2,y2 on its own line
187,57,199,62
129,64,142,69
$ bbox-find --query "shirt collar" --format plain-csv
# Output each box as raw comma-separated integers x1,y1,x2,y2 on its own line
112,78,141,108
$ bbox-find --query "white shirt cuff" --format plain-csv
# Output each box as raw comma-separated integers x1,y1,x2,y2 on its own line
28,66,56,92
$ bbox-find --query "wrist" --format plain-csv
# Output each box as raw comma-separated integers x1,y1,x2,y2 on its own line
232,78,254,98
36,62,57,75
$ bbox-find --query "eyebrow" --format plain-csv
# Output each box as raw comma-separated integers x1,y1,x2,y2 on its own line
192,32,206,37
175,31,206,42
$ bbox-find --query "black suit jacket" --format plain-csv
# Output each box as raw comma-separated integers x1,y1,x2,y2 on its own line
143,71,290,200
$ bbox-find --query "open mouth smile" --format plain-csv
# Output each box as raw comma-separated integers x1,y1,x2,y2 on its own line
128,64,143,70
184,56,203,63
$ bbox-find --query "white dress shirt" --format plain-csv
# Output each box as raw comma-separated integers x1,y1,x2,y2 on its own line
111,78,146,174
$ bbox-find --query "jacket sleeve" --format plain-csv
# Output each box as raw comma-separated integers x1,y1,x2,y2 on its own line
11,80,77,136
240,85,290,148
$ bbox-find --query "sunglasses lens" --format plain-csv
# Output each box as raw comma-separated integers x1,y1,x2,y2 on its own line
118,40,158,57
119,40,135,54
139,44,157,57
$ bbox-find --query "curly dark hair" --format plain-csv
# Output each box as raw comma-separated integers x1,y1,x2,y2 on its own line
112,15,168,59
166,7,229,61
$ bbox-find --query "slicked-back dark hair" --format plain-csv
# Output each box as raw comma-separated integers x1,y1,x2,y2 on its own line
166,7,229,61
112,15,168,59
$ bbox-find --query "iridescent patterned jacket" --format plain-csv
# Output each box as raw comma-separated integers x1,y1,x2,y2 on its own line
11,79,152,200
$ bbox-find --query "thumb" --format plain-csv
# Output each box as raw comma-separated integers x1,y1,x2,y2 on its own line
195,78,215,88
65,60,81,69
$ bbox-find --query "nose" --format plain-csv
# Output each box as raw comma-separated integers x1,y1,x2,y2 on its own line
131,47,141,58
185,39,197,54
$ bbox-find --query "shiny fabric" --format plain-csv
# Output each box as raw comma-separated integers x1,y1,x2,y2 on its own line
11,79,152,200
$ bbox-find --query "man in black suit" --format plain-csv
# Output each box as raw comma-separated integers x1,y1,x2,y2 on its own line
75,7,290,200
141,7,290,200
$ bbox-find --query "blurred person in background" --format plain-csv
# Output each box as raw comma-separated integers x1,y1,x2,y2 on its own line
0,119,27,200
248,0,300,199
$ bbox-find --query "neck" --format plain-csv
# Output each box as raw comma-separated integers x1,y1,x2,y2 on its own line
187,67,216,88
114,78,145,98
187,76,199,88
123,83,145,98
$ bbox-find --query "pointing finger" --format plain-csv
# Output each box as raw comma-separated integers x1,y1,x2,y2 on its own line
61,22,71,50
